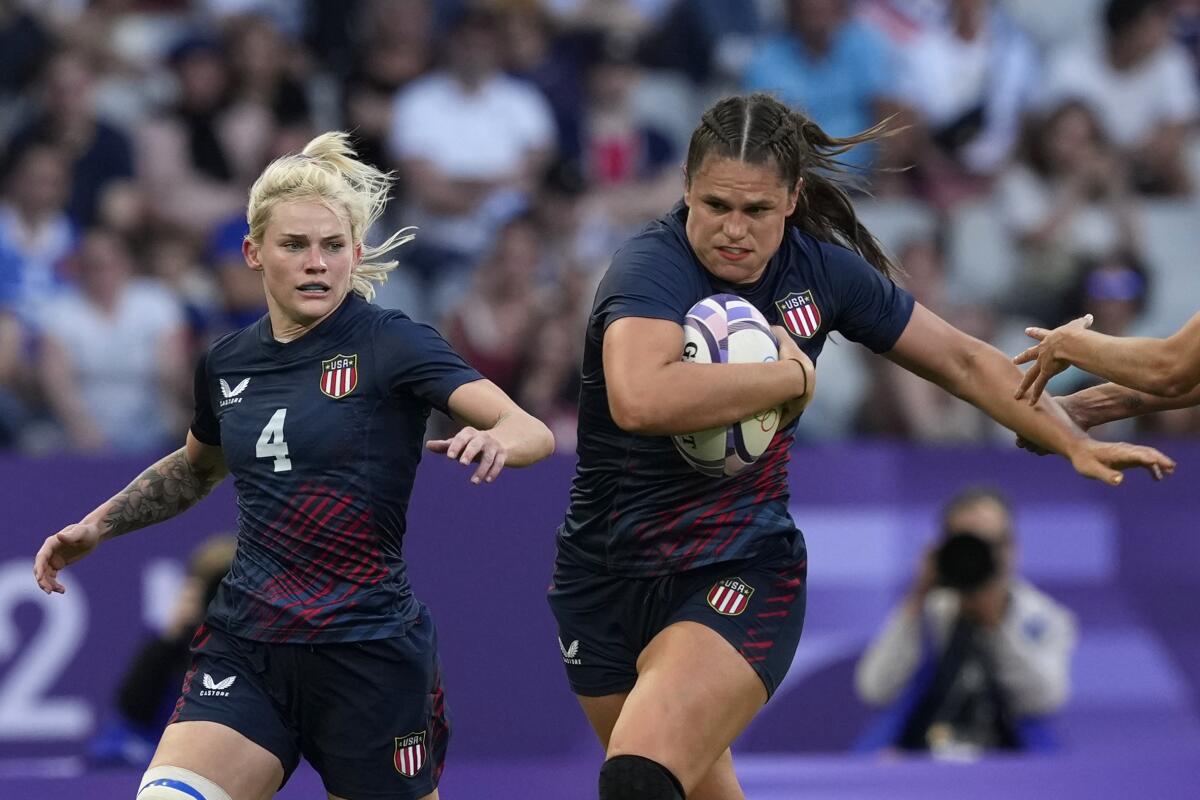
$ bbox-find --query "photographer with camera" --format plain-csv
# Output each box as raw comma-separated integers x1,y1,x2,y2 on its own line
855,487,1078,754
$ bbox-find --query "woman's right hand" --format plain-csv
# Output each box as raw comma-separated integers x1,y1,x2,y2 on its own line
34,521,103,594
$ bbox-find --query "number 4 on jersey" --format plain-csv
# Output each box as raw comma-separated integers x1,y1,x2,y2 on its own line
256,408,292,472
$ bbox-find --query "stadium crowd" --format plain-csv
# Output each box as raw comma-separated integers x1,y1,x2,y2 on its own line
2,0,1199,454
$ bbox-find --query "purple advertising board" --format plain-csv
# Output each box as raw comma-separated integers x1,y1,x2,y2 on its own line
1,443,1198,796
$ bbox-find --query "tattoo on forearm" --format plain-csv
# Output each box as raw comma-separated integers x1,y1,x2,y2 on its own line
1121,395,1145,412
101,449,219,539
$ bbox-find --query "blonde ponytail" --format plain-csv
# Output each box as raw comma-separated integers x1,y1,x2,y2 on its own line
247,132,414,301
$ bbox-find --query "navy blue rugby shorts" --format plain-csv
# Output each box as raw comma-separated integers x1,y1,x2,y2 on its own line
547,532,807,700
169,604,448,800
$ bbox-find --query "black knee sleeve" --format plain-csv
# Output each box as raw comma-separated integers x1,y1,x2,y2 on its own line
599,754,685,799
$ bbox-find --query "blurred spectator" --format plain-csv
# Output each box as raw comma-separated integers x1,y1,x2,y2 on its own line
205,212,266,332
544,0,673,38
137,33,270,236
856,487,1078,754
1175,0,1200,82
52,0,193,125
341,0,436,172
532,158,619,278
516,309,583,452
637,0,762,83
89,533,236,767
441,215,543,394
1041,0,1198,195
581,36,679,228
6,48,136,228
303,0,366,77
501,3,588,163
856,237,992,442
744,0,899,172
223,13,312,135
388,6,556,317
1002,0,1108,50
858,0,946,43
199,0,306,35
889,0,1040,205
1046,251,1152,401
0,0,54,130
0,304,26,449
996,99,1140,323
1067,250,1152,333
0,141,76,324
142,230,224,351
38,228,188,452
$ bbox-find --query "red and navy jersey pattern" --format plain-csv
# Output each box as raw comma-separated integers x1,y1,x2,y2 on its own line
191,293,481,643
558,202,915,577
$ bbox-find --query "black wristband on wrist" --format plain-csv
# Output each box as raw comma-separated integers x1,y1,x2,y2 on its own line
786,356,808,398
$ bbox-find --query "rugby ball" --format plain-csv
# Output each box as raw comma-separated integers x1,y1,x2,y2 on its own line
672,294,781,477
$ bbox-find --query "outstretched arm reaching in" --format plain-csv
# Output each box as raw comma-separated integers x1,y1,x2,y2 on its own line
1014,311,1200,404
887,304,1174,485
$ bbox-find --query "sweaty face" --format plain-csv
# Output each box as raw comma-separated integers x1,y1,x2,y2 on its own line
683,155,799,285
244,200,360,334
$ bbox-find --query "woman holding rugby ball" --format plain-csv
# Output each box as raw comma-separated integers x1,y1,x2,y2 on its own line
547,92,1174,800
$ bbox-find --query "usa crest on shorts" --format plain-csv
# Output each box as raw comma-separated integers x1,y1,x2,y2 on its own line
320,354,358,399
776,291,822,338
708,578,755,616
394,730,427,777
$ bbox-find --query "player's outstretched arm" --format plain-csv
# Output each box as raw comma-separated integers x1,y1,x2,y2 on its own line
885,304,1175,485
1014,311,1200,404
429,379,555,484
33,433,228,594
602,316,814,435
1057,382,1200,430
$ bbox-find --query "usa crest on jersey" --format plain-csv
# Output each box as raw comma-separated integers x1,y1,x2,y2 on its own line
776,291,822,338
320,354,358,399
394,730,427,777
707,578,754,616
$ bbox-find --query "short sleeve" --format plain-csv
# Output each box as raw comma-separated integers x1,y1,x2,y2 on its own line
593,234,699,330
824,243,915,353
190,352,221,446
374,314,483,412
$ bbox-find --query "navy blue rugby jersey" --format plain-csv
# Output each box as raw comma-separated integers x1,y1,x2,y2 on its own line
558,202,916,577
190,293,481,643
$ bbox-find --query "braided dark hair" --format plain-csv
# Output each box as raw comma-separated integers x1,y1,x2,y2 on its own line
686,93,898,280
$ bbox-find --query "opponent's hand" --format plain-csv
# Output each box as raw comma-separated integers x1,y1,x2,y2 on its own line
34,521,103,594
1068,439,1175,485
426,426,508,485
1013,314,1093,404
1016,392,1093,456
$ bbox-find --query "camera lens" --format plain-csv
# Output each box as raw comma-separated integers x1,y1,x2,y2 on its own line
935,532,998,591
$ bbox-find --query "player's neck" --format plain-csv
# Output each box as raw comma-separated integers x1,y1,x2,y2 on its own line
267,294,350,343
